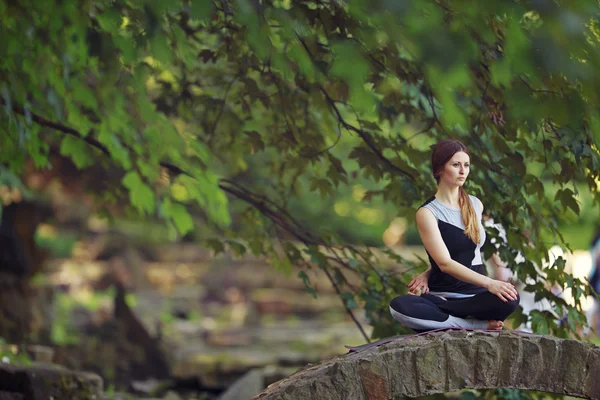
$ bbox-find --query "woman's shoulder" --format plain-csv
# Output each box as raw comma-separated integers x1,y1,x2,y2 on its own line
417,196,439,221
468,194,484,213
419,196,436,209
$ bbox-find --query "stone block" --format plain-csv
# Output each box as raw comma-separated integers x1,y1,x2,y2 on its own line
584,347,600,400
445,338,476,392
252,332,598,400
0,362,103,400
561,340,593,396
537,336,561,392
323,360,365,400
497,334,522,387
474,337,500,388
381,347,419,398
517,338,543,388
0,392,24,400
415,341,446,395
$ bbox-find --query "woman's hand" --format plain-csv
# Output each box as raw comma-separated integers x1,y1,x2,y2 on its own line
486,279,519,302
408,269,431,295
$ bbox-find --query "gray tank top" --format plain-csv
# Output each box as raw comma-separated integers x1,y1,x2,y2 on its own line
420,195,487,296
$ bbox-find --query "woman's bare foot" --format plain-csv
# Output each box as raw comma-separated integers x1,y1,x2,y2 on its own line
487,320,504,330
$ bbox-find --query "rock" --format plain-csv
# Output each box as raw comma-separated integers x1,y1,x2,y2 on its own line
25,345,55,364
251,331,600,400
162,391,183,400
0,391,24,400
219,369,264,400
0,362,103,400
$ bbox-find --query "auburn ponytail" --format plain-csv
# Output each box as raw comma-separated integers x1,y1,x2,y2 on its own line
459,187,480,244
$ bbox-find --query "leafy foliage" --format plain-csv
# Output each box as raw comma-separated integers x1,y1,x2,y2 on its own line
1,0,600,339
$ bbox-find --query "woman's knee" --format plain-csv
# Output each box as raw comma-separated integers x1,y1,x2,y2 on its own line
389,295,416,314
482,292,520,320
496,293,520,317
506,293,520,313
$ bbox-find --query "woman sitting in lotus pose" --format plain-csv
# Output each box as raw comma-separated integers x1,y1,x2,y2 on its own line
389,139,520,331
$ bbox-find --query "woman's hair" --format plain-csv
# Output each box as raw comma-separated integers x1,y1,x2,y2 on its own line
431,139,480,244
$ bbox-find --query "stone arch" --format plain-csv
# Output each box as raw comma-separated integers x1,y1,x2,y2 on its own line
252,330,600,399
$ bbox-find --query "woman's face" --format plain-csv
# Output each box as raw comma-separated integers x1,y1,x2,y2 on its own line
439,151,470,186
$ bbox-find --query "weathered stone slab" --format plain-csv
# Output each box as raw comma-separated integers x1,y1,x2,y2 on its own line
219,368,264,400
497,333,523,387
537,335,562,392
357,362,388,400
445,338,476,391
0,362,103,400
474,336,500,388
252,332,600,400
326,359,366,399
584,348,600,400
0,392,24,400
380,347,419,398
415,341,447,395
561,339,593,396
518,338,543,388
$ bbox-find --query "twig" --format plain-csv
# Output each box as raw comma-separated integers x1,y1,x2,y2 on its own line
519,76,560,95
319,86,415,181
6,98,377,342
207,76,238,144
475,77,491,133
322,263,371,343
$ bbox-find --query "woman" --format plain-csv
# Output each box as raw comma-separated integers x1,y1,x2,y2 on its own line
588,227,600,334
389,140,520,331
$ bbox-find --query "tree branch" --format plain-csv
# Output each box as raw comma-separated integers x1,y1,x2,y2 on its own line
294,34,415,181
7,100,375,342
207,76,238,145
519,76,561,95
319,86,416,181
1,100,111,156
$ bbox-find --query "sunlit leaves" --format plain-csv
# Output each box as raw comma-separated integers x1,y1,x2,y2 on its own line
330,42,374,113
426,65,470,128
555,188,580,214
190,0,215,21
298,271,317,298
2,0,600,340
162,198,194,235
60,136,95,169
178,174,230,227
122,171,155,214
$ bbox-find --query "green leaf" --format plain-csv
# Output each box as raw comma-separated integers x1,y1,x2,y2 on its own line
73,84,98,111
309,177,334,199
227,240,247,257
244,130,265,152
554,188,580,214
272,256,293,276
60,136,95,168
298,271,317,298
530,310,550,335
190,0,215,21
122,171,155,214
367,271,383,292
204,238,225,255
288,41,316,82
150,34,172,65
340,292,358,309
304,247,327,269
179,174,230,227
162,199,194,235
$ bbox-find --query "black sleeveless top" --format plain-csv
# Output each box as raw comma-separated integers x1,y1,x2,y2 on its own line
420,196,487,297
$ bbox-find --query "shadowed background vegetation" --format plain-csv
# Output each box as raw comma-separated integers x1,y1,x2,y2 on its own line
1,0,600,398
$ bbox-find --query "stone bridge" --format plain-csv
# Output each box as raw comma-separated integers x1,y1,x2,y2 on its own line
252,330,600,399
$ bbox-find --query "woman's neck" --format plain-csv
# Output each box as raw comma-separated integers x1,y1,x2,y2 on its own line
435,184,460,208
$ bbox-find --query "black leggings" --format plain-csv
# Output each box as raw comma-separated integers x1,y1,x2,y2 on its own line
389,291,520,331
